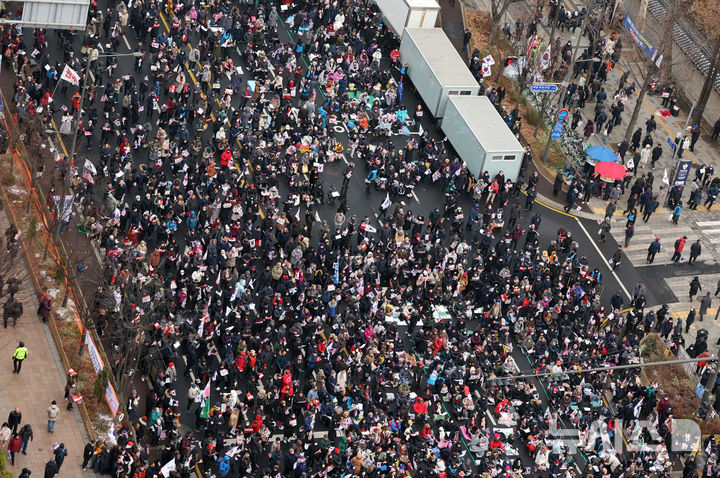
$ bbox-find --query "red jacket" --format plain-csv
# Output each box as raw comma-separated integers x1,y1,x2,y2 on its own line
8,435,21,452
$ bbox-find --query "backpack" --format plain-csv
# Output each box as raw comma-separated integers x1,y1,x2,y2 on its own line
675,239,681,250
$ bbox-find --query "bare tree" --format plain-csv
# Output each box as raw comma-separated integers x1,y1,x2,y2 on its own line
487,0,514,47
658,0,695,85
689,0,720,124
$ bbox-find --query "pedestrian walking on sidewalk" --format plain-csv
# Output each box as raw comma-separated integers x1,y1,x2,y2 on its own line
685,308,696,333
672,201,683,225
690,276,702,301
689,239,702,264
705,183,719,209
7,408,21,435
18,468,30,478
46,401,59,433
647,237,661,263
700,293,712,320
44,458,59,478
12,342,28,374
8,433,21,465
643,195,658,222
19,423,33,454
671,236,687,263
53,442,67,471
715,278,720,297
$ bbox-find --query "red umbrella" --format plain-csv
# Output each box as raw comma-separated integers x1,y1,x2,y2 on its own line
594,161,627,182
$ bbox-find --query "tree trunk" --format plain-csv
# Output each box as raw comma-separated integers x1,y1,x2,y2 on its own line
487,0,512,47
625,67,655,141
691,36,720,125
658,5,678,85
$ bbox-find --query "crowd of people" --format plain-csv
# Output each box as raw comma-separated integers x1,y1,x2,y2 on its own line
0,0,714,476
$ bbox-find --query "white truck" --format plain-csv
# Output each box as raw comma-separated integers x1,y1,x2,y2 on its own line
399,28,480,118
441,96,525,181
375,0,440,37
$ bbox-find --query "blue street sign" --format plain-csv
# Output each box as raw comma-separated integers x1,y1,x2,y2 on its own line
552,122,564,132
696,384,704,398
0,95,4,114
551,131,562,139
673,160,693,188
531,83,559,93
667,137,676,150
556,109,569,121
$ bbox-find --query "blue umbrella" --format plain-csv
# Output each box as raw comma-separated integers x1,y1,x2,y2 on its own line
585,146,618,163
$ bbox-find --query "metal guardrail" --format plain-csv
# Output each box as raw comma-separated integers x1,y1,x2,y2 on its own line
646,0,720,92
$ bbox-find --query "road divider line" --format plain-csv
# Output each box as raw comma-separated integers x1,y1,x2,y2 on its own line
574,217,632,300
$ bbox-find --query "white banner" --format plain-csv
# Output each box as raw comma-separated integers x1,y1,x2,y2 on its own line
60,64,80,86
85,332,104,373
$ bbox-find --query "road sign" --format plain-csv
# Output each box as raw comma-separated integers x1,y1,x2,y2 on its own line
552,122,564,133
696,384,704,398
672,160,693,188
667,137,676,150
531,83,559,93
551,131,562,139
556,109,569,121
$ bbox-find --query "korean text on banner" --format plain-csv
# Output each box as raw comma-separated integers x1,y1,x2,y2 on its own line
60,65,80,85
85,332,104,374
105,382,120,416
622,14,658,61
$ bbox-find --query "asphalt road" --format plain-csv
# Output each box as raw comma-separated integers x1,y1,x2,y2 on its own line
0,1,666,472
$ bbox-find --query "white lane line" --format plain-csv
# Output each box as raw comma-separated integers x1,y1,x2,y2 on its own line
696,221,720,227
574,217,632,300
340,153,348,164
122,35,131,50
411,190,420,203
486,410,497,426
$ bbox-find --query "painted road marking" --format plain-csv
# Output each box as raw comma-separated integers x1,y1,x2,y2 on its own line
574,217,632,300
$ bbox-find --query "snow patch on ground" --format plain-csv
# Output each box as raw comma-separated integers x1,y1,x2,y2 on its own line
6,186,26,196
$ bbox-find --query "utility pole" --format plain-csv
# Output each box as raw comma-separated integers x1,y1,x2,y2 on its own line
664,100,696,202
542,2,593,163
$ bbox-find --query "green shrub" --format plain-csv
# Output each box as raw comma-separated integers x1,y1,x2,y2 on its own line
94,367,110,399
0,451,6,469
2,469,13,478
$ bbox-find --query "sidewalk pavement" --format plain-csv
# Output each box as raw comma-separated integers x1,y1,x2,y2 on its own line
0,209,97,477
461,0,720,222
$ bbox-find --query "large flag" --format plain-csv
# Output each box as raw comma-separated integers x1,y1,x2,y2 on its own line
540,44,551,70
663,168,670,185
200,381,211,418
60,65,80,85
381,193,391,210
160,458,176,477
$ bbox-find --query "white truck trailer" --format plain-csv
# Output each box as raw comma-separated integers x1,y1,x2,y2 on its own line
375,0,440,37
441,96,525,181
399,28,480,119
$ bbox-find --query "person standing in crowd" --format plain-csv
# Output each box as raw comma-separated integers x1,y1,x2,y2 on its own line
7,433,21,466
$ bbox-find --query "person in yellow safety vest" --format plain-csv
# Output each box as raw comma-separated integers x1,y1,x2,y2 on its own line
12,342,28,374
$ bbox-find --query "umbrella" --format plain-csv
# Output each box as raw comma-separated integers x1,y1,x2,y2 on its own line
595,161,627,182
585,146,618,163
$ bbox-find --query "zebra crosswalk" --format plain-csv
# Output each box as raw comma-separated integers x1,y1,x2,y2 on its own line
609,219,695,267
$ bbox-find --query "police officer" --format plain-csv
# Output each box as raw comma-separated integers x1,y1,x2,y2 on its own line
12,342,28,374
